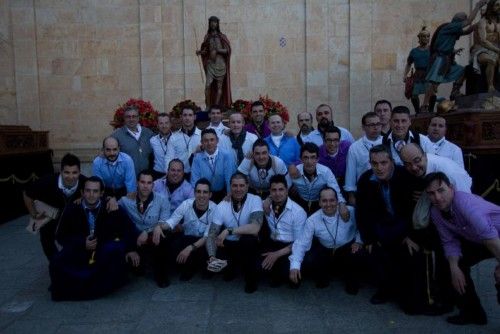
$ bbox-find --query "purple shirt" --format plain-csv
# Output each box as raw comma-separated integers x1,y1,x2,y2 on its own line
244,121,271,139
431,191,500,258
318,140,351,181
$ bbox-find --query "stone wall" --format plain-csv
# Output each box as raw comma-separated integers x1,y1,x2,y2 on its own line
0,0,474,162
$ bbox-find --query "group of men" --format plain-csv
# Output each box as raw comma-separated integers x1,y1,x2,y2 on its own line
23,99,499,326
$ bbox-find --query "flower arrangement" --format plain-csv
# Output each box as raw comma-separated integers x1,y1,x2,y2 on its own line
170,99,201,118
233,95,290,123
111,98,159,129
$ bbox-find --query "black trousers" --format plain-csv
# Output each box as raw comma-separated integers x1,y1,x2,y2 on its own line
310,240,361,286
260,239,292,284
169,234,208,275
40,219,58,260
454,239,492,317
136,233,171,278
218,235,259,284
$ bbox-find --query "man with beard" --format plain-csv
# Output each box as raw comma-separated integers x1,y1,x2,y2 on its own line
92,136,136,202
111,106,154,176
296,112,315,146
219,112,258,165
150,113,172,179
244,101,271,139
196,16,232,108
308,104,354,147
238,139,290,199
24,153,87,260
50,177,140,301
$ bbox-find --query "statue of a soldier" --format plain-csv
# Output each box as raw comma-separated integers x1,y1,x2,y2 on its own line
196,16,232,109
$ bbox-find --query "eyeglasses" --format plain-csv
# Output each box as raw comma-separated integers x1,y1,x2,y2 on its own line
124,115,139,119
364,122,382,128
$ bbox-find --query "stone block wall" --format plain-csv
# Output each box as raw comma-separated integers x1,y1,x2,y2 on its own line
0,0,474,162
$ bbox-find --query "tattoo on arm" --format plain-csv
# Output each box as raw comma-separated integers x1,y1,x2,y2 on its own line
206,223,221,257
249,211,264,227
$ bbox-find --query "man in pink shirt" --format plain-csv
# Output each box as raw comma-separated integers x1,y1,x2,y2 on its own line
425,172,500,326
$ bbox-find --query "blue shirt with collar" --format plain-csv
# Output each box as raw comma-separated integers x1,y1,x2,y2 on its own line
291,163,346,203
92,152,136,194
264,134,301,166
190,148,236,192
119,192,170,232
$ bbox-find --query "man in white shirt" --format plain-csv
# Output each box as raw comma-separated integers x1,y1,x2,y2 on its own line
150,113,172,179
400,143,472,193
382,106,433,166
206,105,228,137
219,112,258,165
165,107,202,179
206,173,264,293
344,112,383,205
308,104,355,146
427,116,464,168
289,187,362,294
153,178,217,281
238,139,290,199
261,174,307,287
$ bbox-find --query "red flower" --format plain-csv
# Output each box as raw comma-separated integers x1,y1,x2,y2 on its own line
111,98,159,130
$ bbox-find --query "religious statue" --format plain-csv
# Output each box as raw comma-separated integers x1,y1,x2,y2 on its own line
470,0,500,93
404,26,431,113
196,16,232,109
421,0,488,113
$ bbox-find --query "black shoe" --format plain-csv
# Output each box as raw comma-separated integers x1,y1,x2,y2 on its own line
179,270,195,282
422,303,454,316
201,270,214,280
154,273,170,288
345,281,359,295
370,289,390,305
244,280,258,294
446,313,487,326
315,280,329,289
223,268,237,282
269,277,283,288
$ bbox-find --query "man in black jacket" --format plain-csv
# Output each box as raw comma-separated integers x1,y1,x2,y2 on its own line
23,153,87,260
49,176,140,301
356,145,427,314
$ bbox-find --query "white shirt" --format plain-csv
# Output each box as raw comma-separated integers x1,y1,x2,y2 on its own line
238,155,291,191
218,132,258,163
150,133,171,173
289,206,360,270
126,125,142,141
271,133,283,148
344,135,382,192
386,131,433,166
264,198,307,243
308,126,355,146
425,153,472,193
207,122,229,137
165,198,217,237
427,136,464,168
212,193,263,241
165,128,202,173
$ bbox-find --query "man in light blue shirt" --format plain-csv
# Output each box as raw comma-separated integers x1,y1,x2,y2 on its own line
119,170,171,288
153,159,194,215
264,114,301,166
92,136,136,201
191,128,236,203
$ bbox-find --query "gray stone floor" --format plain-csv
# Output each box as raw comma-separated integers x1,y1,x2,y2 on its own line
0,216,498,333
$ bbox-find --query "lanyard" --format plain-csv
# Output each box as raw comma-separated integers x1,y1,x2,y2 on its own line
231,200,246,227
321,214,340,248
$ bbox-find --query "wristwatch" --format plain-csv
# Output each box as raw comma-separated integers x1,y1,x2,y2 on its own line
227,227,234,235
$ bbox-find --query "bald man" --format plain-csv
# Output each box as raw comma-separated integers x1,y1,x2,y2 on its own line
92,137,136,201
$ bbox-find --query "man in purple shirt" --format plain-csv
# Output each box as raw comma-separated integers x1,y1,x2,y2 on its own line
425,172,500,326
244,101,271,139
318,125,351,190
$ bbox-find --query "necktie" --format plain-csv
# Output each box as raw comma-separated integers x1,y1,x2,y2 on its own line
86,208,96,235
395,140,406,152
209,156,215,168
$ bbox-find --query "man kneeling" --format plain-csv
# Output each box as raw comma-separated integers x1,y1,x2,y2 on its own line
50,176,140,301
